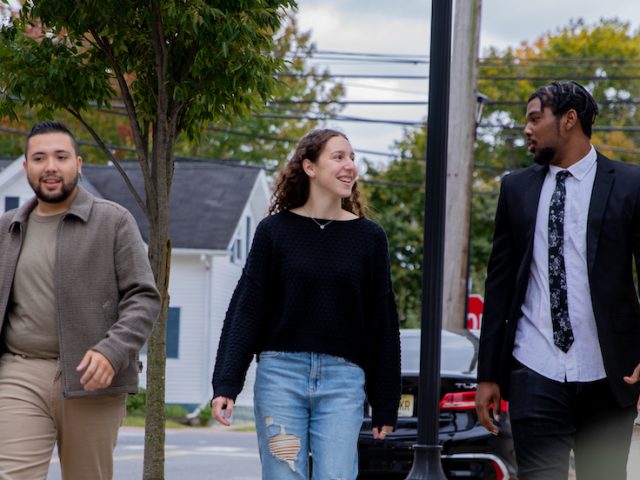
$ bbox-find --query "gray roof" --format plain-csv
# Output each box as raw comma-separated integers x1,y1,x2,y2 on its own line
0,159,14,172
82,161,262,250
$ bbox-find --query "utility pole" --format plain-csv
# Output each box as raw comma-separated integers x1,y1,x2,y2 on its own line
442,0,482,331
404,0,452,478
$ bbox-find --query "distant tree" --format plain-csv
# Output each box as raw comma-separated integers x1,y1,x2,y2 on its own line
368,18,640,323
0,2,294,478
364,128,425,328
473,17,640,284
479,18,640,165
0,13,344,169
180,15,346,168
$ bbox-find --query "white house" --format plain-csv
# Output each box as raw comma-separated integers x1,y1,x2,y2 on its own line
0,157,269,413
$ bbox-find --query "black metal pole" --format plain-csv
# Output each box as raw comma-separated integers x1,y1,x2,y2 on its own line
405,0,452,479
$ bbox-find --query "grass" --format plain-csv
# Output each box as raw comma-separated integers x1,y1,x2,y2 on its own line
230,424,256,432
123,416,185,429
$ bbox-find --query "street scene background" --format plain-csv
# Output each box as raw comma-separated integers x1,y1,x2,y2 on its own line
0,0,639,479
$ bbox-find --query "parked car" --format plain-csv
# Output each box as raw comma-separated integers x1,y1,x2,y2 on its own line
357,329,518,479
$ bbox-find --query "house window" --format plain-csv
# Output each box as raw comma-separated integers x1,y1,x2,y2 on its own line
245,216,252,258
4,196,19,212
167,307,181,359
235,238,242,261
140,306,180,358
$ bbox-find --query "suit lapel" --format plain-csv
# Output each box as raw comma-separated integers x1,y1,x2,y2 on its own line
514,165,547,290
587,153,615,274
522,165,547,241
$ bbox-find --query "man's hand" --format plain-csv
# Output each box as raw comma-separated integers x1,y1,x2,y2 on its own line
76,350,115,391
475,381,502,435
623,363,640,385
623,362,640,411
372,425,394,440
211,396,234,426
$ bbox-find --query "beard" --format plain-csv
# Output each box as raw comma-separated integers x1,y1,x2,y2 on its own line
533,146,558,166
29,173,79,204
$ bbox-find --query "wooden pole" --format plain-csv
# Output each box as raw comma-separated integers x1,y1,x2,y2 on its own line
442,0,482,331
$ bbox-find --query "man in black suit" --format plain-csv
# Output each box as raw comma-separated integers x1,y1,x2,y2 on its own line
476,81,640,480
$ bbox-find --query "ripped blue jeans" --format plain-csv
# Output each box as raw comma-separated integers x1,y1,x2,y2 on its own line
254,351,366,480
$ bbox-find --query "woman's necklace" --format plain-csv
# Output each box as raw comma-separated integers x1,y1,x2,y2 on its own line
303,208,336,230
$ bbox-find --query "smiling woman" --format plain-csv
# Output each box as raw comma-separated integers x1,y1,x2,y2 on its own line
211,129,401,480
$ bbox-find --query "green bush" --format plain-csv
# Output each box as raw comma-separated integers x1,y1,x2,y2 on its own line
198,404,212,426
126,388,146,416
165,404,188,419
126,388,193,424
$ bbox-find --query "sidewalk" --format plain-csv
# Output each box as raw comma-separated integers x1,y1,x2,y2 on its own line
628,425,640,478
563,425,639,480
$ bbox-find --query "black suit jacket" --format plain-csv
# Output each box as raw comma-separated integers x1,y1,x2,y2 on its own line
478,152,640,407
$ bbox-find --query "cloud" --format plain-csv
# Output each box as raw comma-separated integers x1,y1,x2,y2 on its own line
297,2,429,55
295,0,640,156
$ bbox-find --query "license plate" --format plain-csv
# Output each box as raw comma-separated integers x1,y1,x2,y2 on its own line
398,394,414,417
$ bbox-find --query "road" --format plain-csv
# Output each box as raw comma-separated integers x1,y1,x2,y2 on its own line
47,426,261,480
46,424,640,479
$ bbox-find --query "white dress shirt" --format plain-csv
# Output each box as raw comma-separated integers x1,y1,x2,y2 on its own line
513,145,606,382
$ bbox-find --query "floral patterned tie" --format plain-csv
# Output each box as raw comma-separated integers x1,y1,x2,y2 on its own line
548,170,574,353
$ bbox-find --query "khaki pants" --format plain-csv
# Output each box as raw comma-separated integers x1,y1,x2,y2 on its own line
0,353,126,480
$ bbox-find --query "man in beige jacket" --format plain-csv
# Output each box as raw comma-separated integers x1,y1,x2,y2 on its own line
0,121,160,480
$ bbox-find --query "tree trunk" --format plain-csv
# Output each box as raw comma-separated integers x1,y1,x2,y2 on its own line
143,149,172,479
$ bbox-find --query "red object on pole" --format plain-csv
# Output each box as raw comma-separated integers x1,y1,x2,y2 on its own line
466,294,484,330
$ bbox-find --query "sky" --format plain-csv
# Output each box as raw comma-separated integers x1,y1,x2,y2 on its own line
296,0,640,164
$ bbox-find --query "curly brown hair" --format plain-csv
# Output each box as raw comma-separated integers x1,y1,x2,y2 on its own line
269,129,366,216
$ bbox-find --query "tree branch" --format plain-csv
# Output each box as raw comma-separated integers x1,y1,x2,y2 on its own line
66,107,148,217
89,29,153,196
150,1,170,203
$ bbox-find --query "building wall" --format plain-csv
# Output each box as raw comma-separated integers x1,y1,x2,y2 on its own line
0,162,31,212
139,255,212,408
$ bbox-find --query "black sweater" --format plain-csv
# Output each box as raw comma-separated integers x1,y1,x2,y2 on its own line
211,210,401,428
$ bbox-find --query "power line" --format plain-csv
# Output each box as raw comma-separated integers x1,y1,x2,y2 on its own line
256,113,424,127
487,122,640,133
0,126,269,169
4,125,637,186
479,56,640,63
305,50,640,64
22,95,640,134
479,63,640,70
299,55,428,65
313,50,428,60
282,72,640,82
270,98,640,107
280,73,428,80
341,81,427,95
84,103,640,136
482,75,640,81
205,126,396,158
271,99,428,106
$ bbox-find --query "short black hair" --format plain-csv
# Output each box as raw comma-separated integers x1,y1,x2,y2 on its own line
25,121,78,156
528,81,599,138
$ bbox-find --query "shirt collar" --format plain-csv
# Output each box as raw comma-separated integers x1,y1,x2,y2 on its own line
8,186,92,232
549,145,596,181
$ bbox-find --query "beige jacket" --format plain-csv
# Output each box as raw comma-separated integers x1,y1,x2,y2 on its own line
0,187,160,397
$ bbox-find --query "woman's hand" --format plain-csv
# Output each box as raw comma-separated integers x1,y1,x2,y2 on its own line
211,396,235,426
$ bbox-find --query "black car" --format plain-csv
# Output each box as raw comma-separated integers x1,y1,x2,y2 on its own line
358,329,518,480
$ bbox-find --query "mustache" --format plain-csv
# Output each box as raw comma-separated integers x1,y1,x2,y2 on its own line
39,175,64,182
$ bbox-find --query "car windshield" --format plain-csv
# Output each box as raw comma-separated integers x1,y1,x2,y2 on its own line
400,330,478,374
